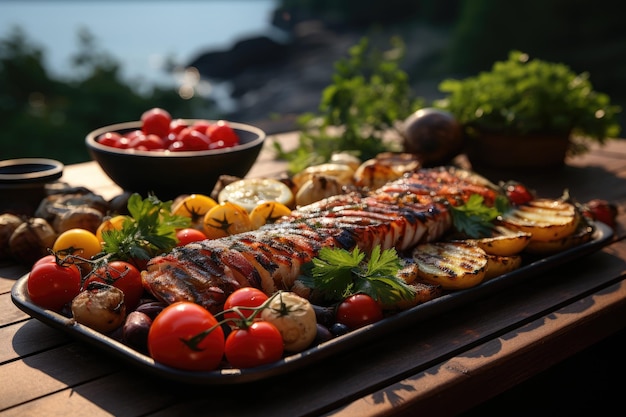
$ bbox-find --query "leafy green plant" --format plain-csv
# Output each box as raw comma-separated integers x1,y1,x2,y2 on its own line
436,50,622,155
273,37,422,174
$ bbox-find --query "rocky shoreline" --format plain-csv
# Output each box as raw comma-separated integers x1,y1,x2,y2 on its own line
187,19,451,134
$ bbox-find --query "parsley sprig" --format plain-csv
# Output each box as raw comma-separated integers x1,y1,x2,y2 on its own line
302,245,415,305
450,194,509,238
101,193,190,263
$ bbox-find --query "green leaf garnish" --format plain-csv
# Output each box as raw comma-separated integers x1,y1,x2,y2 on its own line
101,193,190,262
305,245,415,305
450,194,509,238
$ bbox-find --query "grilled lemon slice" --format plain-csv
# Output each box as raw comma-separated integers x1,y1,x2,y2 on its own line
411,241,488,290
218,178,294,212
499,199,580,242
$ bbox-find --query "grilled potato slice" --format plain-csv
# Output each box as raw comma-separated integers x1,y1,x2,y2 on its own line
484,254,523,280
462,225,532,256
499,199,580,242
411,241,488,290
524,222,595,255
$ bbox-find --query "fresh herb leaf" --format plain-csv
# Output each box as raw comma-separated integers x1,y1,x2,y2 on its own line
101,193,190,262
306,245,415,305
273,37,422,174
450,194,507,238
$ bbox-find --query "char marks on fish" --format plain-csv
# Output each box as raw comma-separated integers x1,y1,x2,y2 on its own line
142,167,500,313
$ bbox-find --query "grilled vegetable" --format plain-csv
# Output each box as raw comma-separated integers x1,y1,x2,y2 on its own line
411,241,489,290
260,291,317,352
484,254,523,280
499,198,580,242
71,282,126,333
9,217,57,266
0,213,24,260
52,205,104,234
122,310,153,353
524,221,595,255
295,175,344,206
462,225,532,256
292,163,355,189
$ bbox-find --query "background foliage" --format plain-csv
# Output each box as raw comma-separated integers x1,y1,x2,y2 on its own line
1,0,623,165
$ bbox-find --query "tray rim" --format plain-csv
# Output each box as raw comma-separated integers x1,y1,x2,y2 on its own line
11,221,614,385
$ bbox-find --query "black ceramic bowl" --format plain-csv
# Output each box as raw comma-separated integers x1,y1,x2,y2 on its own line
85,120,266,200
0,158,64,215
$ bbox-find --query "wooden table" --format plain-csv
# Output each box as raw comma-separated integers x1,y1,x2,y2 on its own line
2,133,626,417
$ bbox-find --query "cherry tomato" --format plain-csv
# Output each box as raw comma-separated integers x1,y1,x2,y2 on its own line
169,128,211,152
169,118,188,135
148,302,225,371
27,260,82,312
127,133,166,151
175,228,207,246
223,287,269,322
86,260,144,310
584,199,618,229
33,254,57,268
505,183,534,205
224,321,283,368
207,120,240,148
191,120,212,133
335,293,383,329
141,107,172,137
98,132,126,148
52,228,102,261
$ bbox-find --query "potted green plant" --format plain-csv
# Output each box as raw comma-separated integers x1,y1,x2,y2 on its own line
435,50,622,170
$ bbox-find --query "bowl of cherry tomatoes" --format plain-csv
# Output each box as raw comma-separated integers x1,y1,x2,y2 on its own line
85,108,266,200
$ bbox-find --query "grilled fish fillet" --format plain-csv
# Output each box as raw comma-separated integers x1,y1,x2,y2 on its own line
142,167,500,313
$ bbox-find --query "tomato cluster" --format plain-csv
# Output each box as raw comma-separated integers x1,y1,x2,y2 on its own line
97,108,241,152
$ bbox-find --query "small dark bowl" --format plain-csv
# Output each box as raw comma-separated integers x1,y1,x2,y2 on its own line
0,158,64,216
85,120,266,200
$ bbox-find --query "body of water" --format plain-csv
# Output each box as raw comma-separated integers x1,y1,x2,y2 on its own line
0,0,278,97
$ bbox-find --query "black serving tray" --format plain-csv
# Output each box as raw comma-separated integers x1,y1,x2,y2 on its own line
11,221,613,385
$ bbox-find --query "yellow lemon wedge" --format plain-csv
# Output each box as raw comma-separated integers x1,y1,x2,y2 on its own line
249,201,292,229
203,201,252,239
218,178,294,212
172,194,218,230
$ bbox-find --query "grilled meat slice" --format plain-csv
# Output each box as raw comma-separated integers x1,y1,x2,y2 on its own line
142,166,501,312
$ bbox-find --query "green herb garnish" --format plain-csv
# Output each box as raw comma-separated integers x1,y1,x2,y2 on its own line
450,194,509,238
302,245,415,305
273,37,422,174
101,193,190,263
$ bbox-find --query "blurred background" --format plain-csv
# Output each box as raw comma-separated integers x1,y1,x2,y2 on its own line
1,0,624,165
